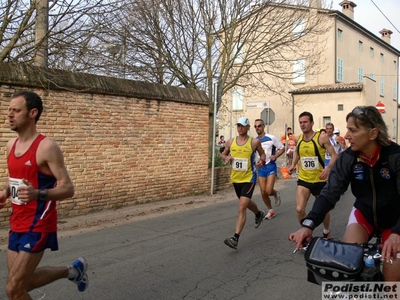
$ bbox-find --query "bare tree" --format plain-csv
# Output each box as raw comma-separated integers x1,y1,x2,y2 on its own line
0,0,333,152
0,0,114,68
99,0,332,149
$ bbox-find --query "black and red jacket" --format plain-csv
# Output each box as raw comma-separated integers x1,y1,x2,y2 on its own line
307,142,400,234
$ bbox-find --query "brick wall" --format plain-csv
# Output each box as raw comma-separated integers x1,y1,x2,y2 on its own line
0,63,231,228
210,166,231,192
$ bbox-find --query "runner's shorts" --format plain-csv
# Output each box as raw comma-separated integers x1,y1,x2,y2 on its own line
233,182,255,199
8,231,59,253
258,163,277,178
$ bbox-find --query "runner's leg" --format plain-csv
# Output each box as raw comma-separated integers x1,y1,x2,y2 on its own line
296,185,311,223
236,196,251,235
258,176,272,210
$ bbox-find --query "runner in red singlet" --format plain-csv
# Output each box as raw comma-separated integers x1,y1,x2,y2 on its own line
0,91,88,299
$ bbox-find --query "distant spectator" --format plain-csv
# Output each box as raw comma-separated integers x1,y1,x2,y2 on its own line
334,128,347,151
281,127,296,146
218,135,226,153
286,133,296,166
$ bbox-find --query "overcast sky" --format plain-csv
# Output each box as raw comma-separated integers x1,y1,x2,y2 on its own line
332,0,400,50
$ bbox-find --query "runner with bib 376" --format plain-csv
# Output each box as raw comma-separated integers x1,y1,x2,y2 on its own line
288,111,337,239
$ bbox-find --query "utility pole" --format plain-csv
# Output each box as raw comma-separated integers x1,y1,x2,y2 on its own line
34,0,49,67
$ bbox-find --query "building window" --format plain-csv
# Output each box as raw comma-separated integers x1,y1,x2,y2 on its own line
337,58,343,82
358,41,363,51
338,104,344,111
370,73,375,80
293,18,305,36
358,67,363,82
293,59,306,83
380,77,385,96
370,47,374,57
393,83,398,100
380,53,384,62
323,116,331,126
232,88,243,110
233,42,244,64
337,29,343,41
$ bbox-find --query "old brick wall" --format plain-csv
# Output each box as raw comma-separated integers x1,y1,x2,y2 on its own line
0,63,231,228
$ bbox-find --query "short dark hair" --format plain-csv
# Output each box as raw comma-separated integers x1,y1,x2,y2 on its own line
287,127,292,131
254,119,265,125
12,90,43,123
299,111,313,122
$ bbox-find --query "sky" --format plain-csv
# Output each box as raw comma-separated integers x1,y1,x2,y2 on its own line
332,0,400,50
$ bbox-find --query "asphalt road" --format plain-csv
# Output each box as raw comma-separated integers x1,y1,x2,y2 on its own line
0,178,353,300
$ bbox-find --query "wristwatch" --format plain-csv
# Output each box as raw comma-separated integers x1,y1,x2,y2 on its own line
301,219,315,230
38,189,47,201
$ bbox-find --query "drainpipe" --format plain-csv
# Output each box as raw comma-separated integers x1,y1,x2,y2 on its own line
291,93,295,133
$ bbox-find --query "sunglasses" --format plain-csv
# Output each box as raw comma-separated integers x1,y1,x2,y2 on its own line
352,107,375,128
254,124,264,128
352,107,365,116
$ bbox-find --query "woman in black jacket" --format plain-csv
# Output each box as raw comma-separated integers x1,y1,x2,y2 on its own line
289,106,400,282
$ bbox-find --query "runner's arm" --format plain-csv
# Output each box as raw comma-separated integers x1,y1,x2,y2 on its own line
221,139,233,163
253,139,266,165
289,138,299,173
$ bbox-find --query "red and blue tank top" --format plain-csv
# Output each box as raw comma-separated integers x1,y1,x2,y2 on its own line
8,134,57,232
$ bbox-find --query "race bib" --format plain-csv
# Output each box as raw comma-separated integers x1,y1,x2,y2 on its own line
232,158,248,171
301,157,319,170
262,145,272,158
9,178,27,205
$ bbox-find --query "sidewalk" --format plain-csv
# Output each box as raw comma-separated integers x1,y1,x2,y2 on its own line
0,174,292,247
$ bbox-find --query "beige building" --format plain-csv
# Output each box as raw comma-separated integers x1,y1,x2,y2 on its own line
219,1,400,142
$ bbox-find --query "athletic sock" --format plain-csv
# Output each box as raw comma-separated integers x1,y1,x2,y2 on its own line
68,265,78,280
323,229,330,234
234,233,240,241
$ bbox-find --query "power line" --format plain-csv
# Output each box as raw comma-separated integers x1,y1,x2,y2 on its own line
370,0,400,35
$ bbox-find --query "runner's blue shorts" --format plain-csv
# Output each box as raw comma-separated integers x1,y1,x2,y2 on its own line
8,231,59,253
258,163,277,178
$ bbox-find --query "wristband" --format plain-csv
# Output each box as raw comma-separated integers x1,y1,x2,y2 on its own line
38,189,47,201
301,218,316,230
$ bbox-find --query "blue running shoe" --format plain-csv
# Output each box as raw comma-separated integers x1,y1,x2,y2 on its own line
69,257,89,292
77,273,89,292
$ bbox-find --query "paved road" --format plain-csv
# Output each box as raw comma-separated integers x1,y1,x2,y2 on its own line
0,178,353,300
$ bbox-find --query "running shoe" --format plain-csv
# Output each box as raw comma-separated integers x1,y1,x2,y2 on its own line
323,231,331,239
224,237,238,249
274,191,281,207
254,210,266,228
69,257,89,292
265,210,275,220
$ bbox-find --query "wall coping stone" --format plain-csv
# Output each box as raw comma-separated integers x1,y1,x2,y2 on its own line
0,62,209,105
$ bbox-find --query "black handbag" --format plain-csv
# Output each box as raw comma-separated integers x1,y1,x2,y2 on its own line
304,237,365,285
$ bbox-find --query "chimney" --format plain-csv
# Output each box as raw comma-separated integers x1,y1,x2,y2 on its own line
310,0,321,8
339,1,357,20
379,28,393,44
